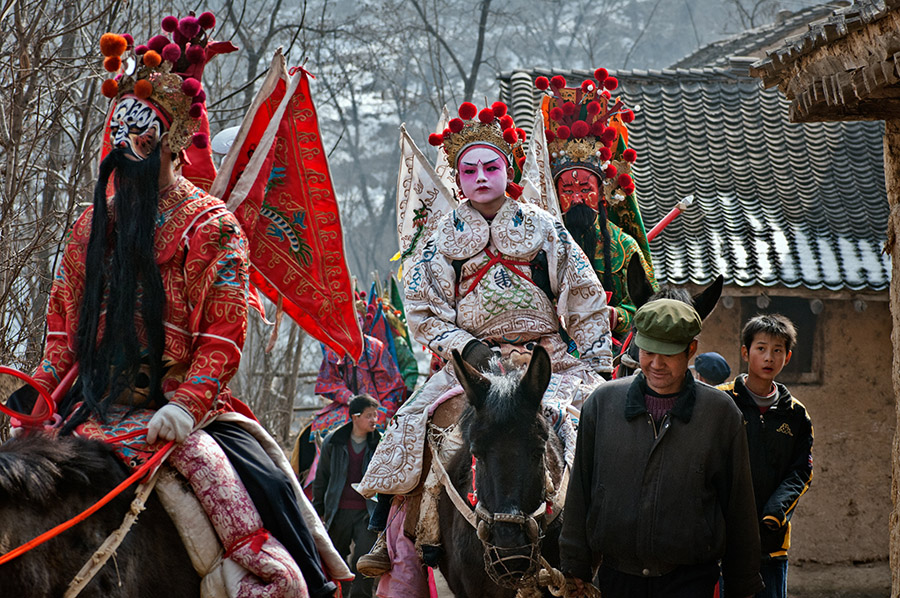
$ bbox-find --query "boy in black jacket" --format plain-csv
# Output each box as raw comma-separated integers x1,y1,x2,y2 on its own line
719,314,814,598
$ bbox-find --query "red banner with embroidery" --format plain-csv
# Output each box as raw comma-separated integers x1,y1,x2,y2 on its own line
214,53,362,360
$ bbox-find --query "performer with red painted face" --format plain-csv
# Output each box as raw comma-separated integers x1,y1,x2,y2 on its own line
535,70,658,337
6,15,346,597
354,102,612,586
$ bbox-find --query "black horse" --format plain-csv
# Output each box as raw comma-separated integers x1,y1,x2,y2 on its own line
0,434,199,597
437,345,564,598
615,253,724,378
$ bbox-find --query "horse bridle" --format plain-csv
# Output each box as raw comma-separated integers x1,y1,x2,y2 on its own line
428,436,567,589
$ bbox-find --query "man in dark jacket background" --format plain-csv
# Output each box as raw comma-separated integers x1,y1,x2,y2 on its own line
313,394,382,597
561,299,763,597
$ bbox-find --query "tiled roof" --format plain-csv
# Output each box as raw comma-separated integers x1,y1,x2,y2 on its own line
671,4,841,69
498,67,890,292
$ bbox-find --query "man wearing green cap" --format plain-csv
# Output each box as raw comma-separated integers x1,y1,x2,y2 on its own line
560,299,763,597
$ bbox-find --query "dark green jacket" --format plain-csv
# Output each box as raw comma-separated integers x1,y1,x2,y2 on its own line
560,372,763,597
312,422,380,529
719,375,814,559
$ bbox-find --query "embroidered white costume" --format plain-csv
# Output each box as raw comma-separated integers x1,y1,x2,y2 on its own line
358,196,611,497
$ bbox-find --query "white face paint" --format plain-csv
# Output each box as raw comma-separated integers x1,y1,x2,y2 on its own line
109,97,166,161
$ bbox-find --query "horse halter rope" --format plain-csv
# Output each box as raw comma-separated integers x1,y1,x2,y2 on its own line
465,451,555,589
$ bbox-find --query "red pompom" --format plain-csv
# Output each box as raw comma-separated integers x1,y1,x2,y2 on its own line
181,77,202,97
492,101,507,117
101,79,119,98
604,77,619,91
556,125,571,139
581,80,595,93
459,102,477,120
599,147,612,161
198,11,216,29
478,108,495,124
516,128,526,142
133,79,153,99
192,132,209,149
594,68,608,81
172,29,189,45
601,90,611,99
562,102,577,116
545,129,556,142
442,128,452,140
591,121,606,136
622,148,637,162
623,184,636,195
586,101,601,116
535,76,550,90
618,173,633,188
448,118,465,133
502,129,518,144
161,43,181,63
122,34,134,47
571,120,590,138
142,50,162,68
601,128,618,145
605,164,618,179
621,109,635,123
178,16,201,39
103,56,121,72
428,133,443,146
100,33,128,57
499,114,514,130
186,45,206,64
550,75,566,89
189,103,203,119
161,16,178,32
147,35,169,53
549,107,564,122
135,44,149,55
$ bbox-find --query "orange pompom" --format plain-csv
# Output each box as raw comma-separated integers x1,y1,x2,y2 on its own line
100,33,127,57
103,56,121,73
101,79,119,98
143,50,162,68
133,79,153,99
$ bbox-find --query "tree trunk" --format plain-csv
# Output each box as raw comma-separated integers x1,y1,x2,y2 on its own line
885,118,900,598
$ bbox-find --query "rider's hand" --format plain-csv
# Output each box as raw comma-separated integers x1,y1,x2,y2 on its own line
461,339,495,372
566,576,586,597
147,403,194,444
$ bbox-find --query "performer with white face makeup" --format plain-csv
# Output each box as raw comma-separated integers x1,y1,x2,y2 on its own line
355,101,612,587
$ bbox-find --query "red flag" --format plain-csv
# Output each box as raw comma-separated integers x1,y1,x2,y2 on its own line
214,53,363,360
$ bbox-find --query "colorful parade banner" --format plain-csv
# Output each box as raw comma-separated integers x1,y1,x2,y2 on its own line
214,51,363,360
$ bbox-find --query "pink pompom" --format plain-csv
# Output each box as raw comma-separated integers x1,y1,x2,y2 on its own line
195,89,207,104
161,16,178,32
135,44,149,55
189,103,203,119
147,35,169,53
161,43,181,63
181,77,201,97
198,11,216,29
122,34,134,47
178,16,201,39
192,132,209,149
186,45,206,64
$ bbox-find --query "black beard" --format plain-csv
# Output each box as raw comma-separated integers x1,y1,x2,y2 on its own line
69,146,167,429
563,202,614,295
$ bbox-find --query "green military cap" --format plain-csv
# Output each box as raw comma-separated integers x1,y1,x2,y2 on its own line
633,299,702,355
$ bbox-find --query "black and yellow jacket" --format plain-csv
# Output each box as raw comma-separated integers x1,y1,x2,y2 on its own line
719,375,814,560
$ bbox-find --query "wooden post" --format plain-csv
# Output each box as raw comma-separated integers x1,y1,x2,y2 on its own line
886,118,900,598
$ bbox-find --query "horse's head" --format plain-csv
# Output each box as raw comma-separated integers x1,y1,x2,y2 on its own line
450,344,554,585
616,253,724,377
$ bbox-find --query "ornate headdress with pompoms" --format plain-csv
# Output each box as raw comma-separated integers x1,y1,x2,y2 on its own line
427,101,527,182
99,11,235,154
535,69,638,208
